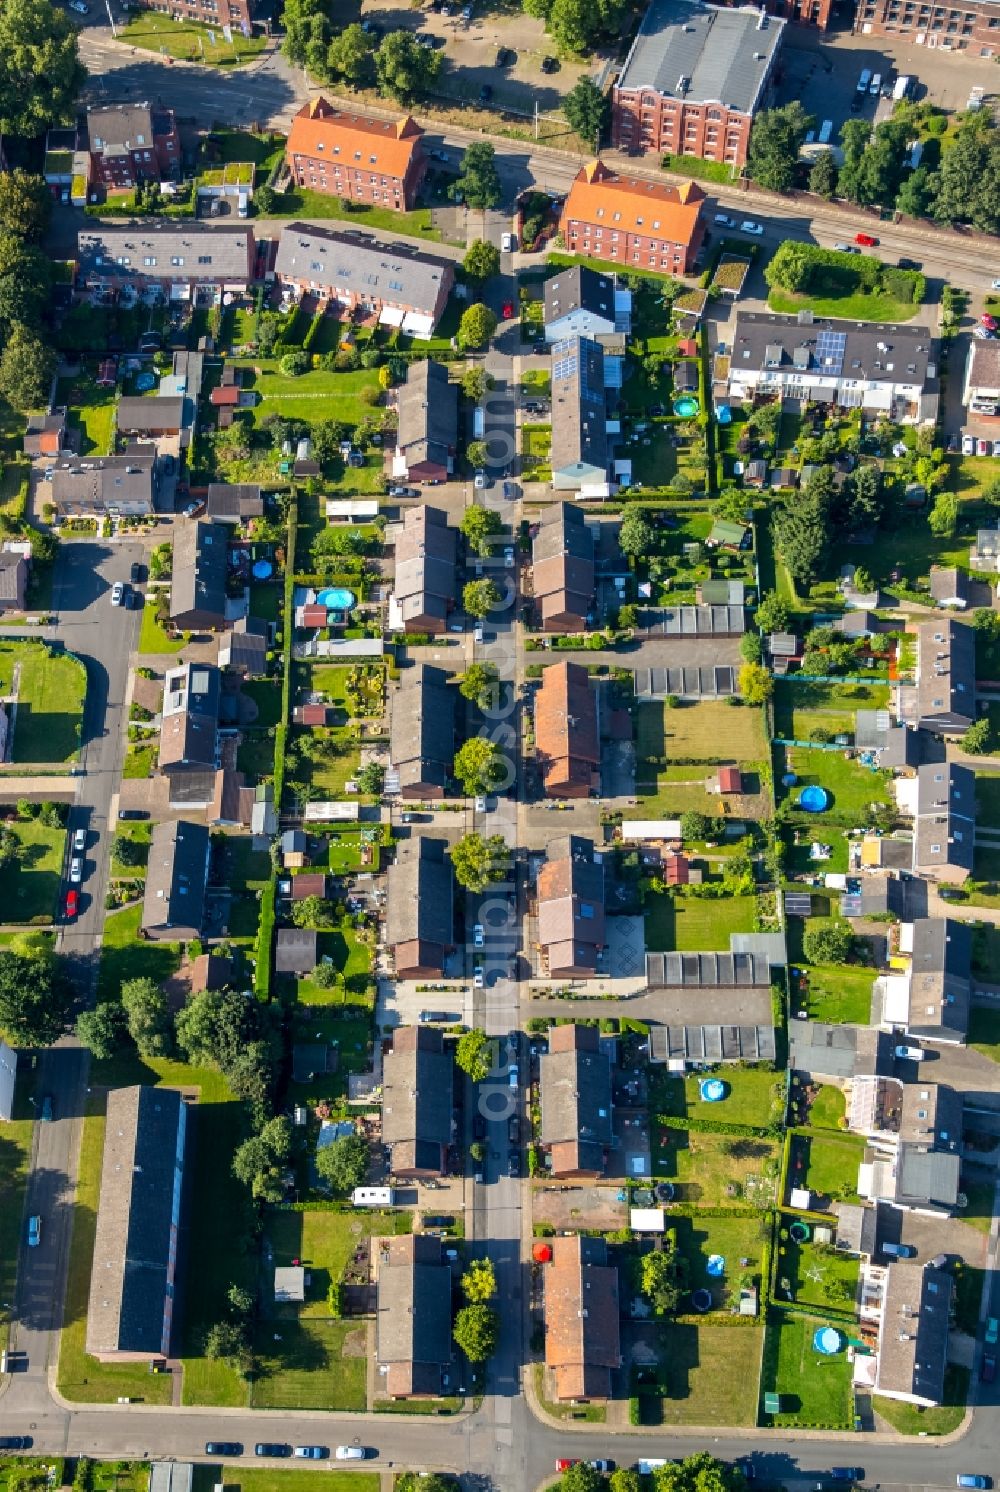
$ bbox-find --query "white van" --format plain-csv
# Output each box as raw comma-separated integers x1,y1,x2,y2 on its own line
870,72,882,95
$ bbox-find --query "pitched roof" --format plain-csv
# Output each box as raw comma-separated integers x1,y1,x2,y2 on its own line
898,1080,962,1148
544,1234,620,1400
87,102,173,154
540,1024,613,1174
396,360,458,471
544,265,619,330
50,453,154,513
907,917,972,1041
159,661,220,769
929,566,969,604
77,225,254,284
219,615,268,673
537,835,605,973
392,505,457,627
287,97,423,180
875,1261,951,1405
913,762,975,877
389,664,455,793
170,519,228,622
532,503,595,626
0,553,27,603
617,0,785,112
117,395,186,432
385,836,454,953
275,222,454,319
562,159,705,248
730,310,937,391
142,819,210,934
376,1233,453,1396
275,927,318,974
910,618,976,730
535,662,600,794
86,1086,186,1357
382,1025,453,1174
550,336,608,480
205,484,264,521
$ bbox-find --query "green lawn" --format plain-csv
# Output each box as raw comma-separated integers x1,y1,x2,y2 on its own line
969,1004,1000,1062
674,1212,770,1299
791,1130,866,1205
769,282,920,323
809,1085,847,1130
654,1321,763,1427
649,1067,784,1128
250,1318,366,1410
776,743,892,825
217,835,272,940
874,1364,969,1436
761,1311,854,1428
234,362,381,425
266,1208,409,1320
521,422,552,480
120,10,266,64
241,680,282,727
267,187,442,241
139,600,185,655
661,152,736,185
773,679,892,741
635,697,767,765
96,904,181,1003
193,1473,377,1492
0,816,64,922
797,961,875,1025
0,641,86,762
653,1126,780,1207
56,376,116,457
644,891,758,952
779,1234,859,1312
287,724,361,799
122,742,157,779
960,1180,997,1236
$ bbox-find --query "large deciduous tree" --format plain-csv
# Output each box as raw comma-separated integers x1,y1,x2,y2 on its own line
455,143,502,210
374,32,442,105
0,170,51,242
120,977,172,1059
0,325,56,411
0,947,71,1048
315,1131,369,1193
449,832,507,892
0,0,86,138
747,103,813,193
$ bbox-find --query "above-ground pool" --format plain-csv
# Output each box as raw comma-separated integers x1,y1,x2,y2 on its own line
699,1078,728,1103
252,559,273,580
798,785,830,813
673,394,700,418
789,1220,811,1243
317,587,356,611
135,372,156,391
691,1289,713,1312
706,1254,726,1278
716,404,732,424
813,1326,844,1356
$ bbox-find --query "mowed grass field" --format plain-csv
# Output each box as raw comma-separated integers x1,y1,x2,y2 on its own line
761,1311,854,1428
233,363,381,425
637,698,768,765
643,891,758,952
0,817,65,922
0,642,87,762
657,1322,763,1426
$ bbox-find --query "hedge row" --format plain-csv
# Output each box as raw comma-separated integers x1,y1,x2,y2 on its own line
655,1113,780,1140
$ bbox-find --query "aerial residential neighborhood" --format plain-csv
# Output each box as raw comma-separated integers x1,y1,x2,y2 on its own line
3,0,1000,1490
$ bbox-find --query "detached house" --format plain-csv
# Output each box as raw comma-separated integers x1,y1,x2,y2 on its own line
158,661,220,779
393,360,458,484
24,409,72,460
535,662,600,799
389,505,457,635
539,1024,613,1178
531,503,596,632
725,312,939,425
385,837,454,978
85,103,180,192
536,836,606,978
286,98,426,211
551,337,609,492
170,519,229,631
388,664,455,799
544,1236,620,1401
382,1025,453,1180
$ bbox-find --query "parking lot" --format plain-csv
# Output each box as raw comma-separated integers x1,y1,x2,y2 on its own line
359,0,600,117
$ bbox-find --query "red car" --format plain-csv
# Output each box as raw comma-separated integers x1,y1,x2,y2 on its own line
855,232,879,247
556,1461,578,1473
65,889,79,919
982,314,998,330
502,301,514,319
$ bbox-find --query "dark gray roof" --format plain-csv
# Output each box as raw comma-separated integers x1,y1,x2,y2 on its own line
389,665,455,793
385,836,454,951
117,395,186,432
899,1081,963,1149
50,453,154,515
540,1025,613,1173
86,102,169,154
544,265,618,331
617,0,785,115
275,222,454,319
393,505,457,628
77,225,253,284
275,928,318,974
206,484,264,521
875,1262,952,1404
375,1234,453,1395
929,566,970,604
645,950,769,987
532,502,595,626
910,618,976,732
789,1021,889,1081
396,360,458,471
907,917,972,1041
647,1023,776,1062
854,710,921,769
634,664,738,698
142,820,210,935
832,1201,878,1258
731,311,936,390
840,874,927,921
382,1025,453,1171
86,1085,186,1357
170,519,228,623
0,553,26,602
913,762,975,877
550,336,608,482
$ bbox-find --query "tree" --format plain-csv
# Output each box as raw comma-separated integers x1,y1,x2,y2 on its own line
455,142,503,209
0,324,56,410
560,1465,605,1492
460,504,503,556
290,894,336,929
739,661,773,706
462,366,494,400
640,1248,681,1315
281,0,333,68
464,239,501,281
326,22,375,85
618,509,654,558
836,118,873,205
548,0,625,54
679,811,716,843
563,78,609,150
315,1131,369,1193
453,1302,499,1361
755,591,790,635
232,1115,292,1203
0,823,21,869
76,1002,127,1060
463,578,502,617
0,948,68,1047
455,1027,495,1082
0,0,86,138
928,490,959,539
459,662,500,708
356,761,386,796
610,1473,642,1492
460,1257,497,1302
0,236,51,333
450,831,507,892
204,1319,252,1374
962,716,994,754
466,440,489,468
453,737,504,796
809,149,839,200
896,163,936,220
120,976,172,1059
931,112,1000,233
803,921,855,965
774,470,834,588
111,833,144,868
0,170,50,242
374,31,442,105
747,103,814,193
457,302,498,352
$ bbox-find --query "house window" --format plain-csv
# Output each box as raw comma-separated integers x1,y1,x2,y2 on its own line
930,843,941,853
171,256,184,266
143,256,156,267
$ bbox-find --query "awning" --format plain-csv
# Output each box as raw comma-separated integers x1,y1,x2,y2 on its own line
401,312,434,339
169,283,191,302
379,305,405,327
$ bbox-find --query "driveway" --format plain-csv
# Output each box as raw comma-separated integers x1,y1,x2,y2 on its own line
532,1183,627,1232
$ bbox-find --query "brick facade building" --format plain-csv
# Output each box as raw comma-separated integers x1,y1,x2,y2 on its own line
86,104,180,192
286,98,426,211
855,0,1000,53
558,160,705,276
139,0,257,30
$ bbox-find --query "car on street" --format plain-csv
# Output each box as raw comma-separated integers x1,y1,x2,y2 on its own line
502,233,517,252
130,562,144,584
956,1479,991,1490
556,1462,579,1474
982,314,998,329
508,1062,519,1089
73,828,86,853
110,581,125,607
69,1,90,12
829,1472,863,1483
590,1464,615,1475
992,279,1000,290
293,1447,328,1459
419,1010,456,1024
40,1094,53,1122
740,219,764,235
335,1447,369,1461
502,301,514,318
898,257,922,270
496,46,515,65
834,241,861,254
981,1352,996,1384
0,1440,32,1451
855,232,879,247
474,470,488,489
205,1444,242,1458
985,1316,999,1345
735,1461,756,1482
894,1044,924,1061
27,1216,41,1248
963,435,976,455
714,213,735,227
473,622,484,644
508,1149,520,1176
473,964,484,988
255,1444,291,1458
882,1241,917,1258
65,888,78,919
474,923,485,948
69,858,83,884
389,485,419,497
503,545,515,567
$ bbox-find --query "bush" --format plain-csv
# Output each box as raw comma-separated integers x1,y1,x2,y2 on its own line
279,349,310,377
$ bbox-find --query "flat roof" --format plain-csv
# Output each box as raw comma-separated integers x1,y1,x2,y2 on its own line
617,0,785,115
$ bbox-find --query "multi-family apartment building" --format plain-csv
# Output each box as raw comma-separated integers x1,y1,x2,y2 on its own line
286,98,426,211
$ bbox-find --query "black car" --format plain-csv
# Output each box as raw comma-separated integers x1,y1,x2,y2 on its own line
0,1438,32,1450
496,46,515,65
130,562,145,584
255,1444,291,1458
508,1115,520,1144
423,1214,453,1228
508,1150,520,1177
118,808,150,821
205,1443,243,1457
473,1113,487,1140
541,54,558,72
898,257,922,271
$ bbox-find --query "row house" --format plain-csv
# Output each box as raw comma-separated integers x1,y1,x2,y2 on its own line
77,225,255,303
286,98,426,211
86,103,180,192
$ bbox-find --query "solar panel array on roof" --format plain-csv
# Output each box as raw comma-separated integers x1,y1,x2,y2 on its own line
815,328,847,376
648,1025,777,1063
553,345,579,383
784,893,814,917
644,951,770,987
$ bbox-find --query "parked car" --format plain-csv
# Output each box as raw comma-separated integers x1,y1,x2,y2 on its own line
739,220,764,235
508,1062,519,1089
956,1478,991,1490
985,1317,999,1345
503,545,515,567
556,1462,579,1474
422,1215,453,1228
898,257,922,270
974,326,995,339
496,46,515,65
991,279,1000,290
981,1353,996,1384
27,1216,41,1247
255,1444,291,1458
507,1149,520,1177
882,1241,917,1258
589,1464,615,1475
855,232,879,247
110,581,125,607
73,827,86,853
335,1447,368,1461
69,1,90,12
474,470,488,489
65,889,78,919
419,1010,455,1024
205,1444,242,1458
714,213,735,227
963,435,976,455
473,964,484,988
473,622,484,644
40,1094,53,1122
829,1472,864,1483
118,808,149,821
834,242,861,254
475,794,487,811
389,485,419,497
508,1115,520,1144
69,858,83,885
293,1447,327,1459
502,301,514,318
130,562,144,584
503,480,519,498
502,233,517,252
894,1044,924,1061
0,1440,32,1451
474,923,485,948
540,54,558,72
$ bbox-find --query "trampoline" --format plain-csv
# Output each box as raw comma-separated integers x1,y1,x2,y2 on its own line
798,785,830,813
317,587,356,611
252,559,273,580
699,1078,728,1103
716,404,732,424
673,394,700,418
706,1254,726,1278
789,1220,811,1243
813,1326,844,1356
135,372,156,391
782,772,798,788
691,1288,713,1312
